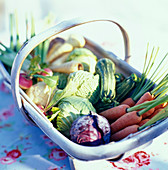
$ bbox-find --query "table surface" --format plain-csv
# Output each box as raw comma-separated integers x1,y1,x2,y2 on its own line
0,74,168,170
1,1,168,168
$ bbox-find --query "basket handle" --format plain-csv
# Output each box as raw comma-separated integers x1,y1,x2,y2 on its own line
11,18,130,122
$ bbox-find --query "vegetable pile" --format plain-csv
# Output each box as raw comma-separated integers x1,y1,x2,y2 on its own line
1,13,168,146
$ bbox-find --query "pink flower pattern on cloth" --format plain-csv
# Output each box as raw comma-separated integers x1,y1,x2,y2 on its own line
110,151,151,170
49,148,68,161
0,148,22,165
0,105,14,121
0,79,70,170
0,157,16,165
0,75,168,169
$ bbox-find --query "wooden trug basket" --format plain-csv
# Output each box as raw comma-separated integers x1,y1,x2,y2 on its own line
4,18,167,163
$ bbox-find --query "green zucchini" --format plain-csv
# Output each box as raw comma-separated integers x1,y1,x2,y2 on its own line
115,73,139,102
95,58,116,103
94,99,119,113
115,72,125,85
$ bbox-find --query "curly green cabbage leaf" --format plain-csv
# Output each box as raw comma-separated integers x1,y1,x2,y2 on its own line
69,70,100,104
46,70,100,110
56,96,96,137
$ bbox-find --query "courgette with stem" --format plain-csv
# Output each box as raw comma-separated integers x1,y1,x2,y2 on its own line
115,73,139,102
95,58,116,103
94,99,119,113
115,72,125,86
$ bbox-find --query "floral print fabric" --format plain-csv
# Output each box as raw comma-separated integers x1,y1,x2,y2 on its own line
0,76,70,170
0,74,168,170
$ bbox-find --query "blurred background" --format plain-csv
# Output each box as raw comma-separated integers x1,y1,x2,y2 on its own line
0,0,168,71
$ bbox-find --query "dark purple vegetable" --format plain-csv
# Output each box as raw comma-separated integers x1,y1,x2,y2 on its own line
70,112,111,146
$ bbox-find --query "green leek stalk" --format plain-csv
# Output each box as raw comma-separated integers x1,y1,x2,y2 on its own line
14,10,21,52
9,13,14,50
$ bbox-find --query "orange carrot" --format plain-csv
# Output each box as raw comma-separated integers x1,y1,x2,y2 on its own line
126,92,155,119
121,98,135,107
148,108,163,119
121,92,154,107
99,104,130,121
111,125,139,141
110,111,142,134
126,100,155,119
142,107,155,119
138,119,150,127
135,92,154,105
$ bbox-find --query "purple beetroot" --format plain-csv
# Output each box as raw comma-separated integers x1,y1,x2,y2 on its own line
70,112,111,146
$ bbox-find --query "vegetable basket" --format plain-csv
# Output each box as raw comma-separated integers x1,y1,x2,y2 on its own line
2,18,168,166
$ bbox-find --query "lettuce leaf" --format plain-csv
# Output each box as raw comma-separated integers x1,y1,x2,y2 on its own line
46,70,100,110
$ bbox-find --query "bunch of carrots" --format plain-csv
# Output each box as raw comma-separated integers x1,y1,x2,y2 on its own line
100,45,168,141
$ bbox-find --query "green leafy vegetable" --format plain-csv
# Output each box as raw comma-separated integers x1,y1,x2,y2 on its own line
33,74,59,88
0,42,30,72
55,96,96,137
46,70,100,111
53,72,69,89
28,55,41,71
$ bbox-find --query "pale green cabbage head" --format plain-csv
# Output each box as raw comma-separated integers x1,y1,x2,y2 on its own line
56,96,96,137
47,70,100,109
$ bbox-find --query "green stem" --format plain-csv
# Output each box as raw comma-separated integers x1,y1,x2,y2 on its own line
150,62,168,84
41,40,50,63
127,99,155,112
31,14,39,56
151,73,168,95
9,13,14,50
139,105,168,130
152,84,168,98
35,44,40,57
142,43,149,73
133,52,168,102
131,47,156,100
0,49,4,53
14,10,20,52
144,47,156,76
131,73,146,99
156,88,168,98
148,52,168,82
0,42,12,52
138,95,168,116
31,14,35,38
133,79,153,102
